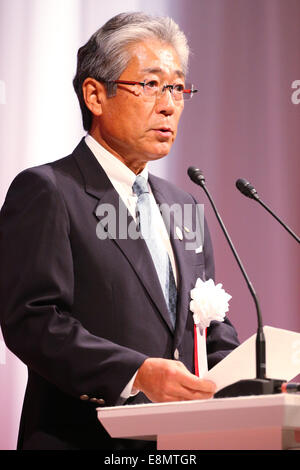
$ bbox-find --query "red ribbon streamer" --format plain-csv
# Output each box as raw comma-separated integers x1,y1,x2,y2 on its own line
194,325,207,377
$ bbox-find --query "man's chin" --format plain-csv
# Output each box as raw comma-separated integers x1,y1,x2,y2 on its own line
148,144,172,161
147,152,169,162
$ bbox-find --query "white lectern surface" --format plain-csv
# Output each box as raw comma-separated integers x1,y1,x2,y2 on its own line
97,394,300,450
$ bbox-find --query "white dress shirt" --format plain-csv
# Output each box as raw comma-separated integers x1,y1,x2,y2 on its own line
85,134,177,400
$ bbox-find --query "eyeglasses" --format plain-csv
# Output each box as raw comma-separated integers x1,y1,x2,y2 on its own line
106,80,198,101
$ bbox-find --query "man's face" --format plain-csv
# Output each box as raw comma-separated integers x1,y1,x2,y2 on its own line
96,39,185,172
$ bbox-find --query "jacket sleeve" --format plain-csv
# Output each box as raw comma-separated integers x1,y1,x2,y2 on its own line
0,168,147,406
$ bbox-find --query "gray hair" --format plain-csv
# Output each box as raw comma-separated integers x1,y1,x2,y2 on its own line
73,12,190,131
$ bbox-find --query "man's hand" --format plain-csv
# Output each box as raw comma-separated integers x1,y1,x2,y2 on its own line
133,358,216,403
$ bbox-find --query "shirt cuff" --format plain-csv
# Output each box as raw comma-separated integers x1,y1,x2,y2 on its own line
120,371,139,399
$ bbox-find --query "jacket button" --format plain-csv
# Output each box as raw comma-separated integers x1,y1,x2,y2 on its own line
90,397,105,405
174,348,179,360
96,398,105,406
80,394,89,401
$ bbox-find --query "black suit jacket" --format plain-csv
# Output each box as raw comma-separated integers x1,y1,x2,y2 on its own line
0,139,239,450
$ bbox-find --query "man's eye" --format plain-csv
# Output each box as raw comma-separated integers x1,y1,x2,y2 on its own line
145,80,158,88
174,84,185,92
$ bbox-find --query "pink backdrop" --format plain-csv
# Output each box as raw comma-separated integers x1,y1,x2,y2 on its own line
168,0,300,342
0,0,299,450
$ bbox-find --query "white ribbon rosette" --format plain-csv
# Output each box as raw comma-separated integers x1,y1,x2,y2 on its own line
190,278,232,378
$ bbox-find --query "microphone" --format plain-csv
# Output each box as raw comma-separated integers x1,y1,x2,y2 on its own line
187,166,284,398
236,178,300,244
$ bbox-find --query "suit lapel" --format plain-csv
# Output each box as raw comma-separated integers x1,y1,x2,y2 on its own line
73,140,175,333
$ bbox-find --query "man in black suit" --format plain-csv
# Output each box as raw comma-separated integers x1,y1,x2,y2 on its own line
0,12,239,450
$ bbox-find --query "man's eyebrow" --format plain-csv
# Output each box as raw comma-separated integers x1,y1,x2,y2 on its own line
141,67,185,78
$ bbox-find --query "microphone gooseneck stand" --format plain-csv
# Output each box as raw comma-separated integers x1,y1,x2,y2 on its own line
187,167,284,398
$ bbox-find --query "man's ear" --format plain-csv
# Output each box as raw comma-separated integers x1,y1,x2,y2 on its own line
82,78,106,117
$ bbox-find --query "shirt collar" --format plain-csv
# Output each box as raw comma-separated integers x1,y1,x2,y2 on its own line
85,134,148,193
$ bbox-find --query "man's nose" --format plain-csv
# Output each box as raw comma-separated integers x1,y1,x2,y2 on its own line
155,88,176,115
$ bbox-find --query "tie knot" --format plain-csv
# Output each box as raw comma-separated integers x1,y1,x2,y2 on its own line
132,175,149,198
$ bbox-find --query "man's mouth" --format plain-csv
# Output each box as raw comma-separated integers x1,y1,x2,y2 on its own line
153,127,173,136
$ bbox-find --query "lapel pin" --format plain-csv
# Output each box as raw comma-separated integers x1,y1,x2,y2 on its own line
175,226,183,240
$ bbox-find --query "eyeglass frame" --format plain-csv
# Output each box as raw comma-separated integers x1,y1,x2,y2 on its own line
104,79,198,101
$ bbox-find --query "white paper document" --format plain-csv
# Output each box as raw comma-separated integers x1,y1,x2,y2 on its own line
204,326,300,392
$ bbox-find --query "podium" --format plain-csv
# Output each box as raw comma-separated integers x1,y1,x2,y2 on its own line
97,394,300,450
